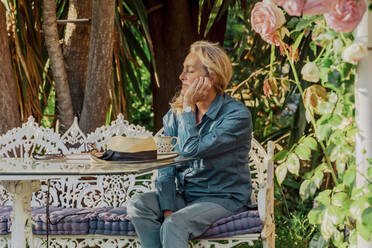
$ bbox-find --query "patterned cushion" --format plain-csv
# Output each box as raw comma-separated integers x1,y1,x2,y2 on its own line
0,206,262,237
32,206,103,235
0,206,11,235
89,207,136,236
199,210,263,238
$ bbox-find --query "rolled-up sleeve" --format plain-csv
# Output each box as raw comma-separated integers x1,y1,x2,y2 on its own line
177,109,252,158
155,110,178,211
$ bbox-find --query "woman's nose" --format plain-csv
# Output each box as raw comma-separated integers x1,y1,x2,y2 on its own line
179,71,186,81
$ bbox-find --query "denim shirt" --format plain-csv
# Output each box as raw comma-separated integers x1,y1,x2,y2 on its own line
155,94,253,213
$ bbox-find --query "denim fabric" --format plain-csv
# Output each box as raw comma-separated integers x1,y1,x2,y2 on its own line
156,93,253,213
126,192,233,248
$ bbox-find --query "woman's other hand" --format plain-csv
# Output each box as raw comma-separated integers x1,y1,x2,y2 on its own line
163,210,174,219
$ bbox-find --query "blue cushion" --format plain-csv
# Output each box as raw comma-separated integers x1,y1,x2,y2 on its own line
0,206,11,235
32,206,102,235
199,210,263,238
0,206,262,237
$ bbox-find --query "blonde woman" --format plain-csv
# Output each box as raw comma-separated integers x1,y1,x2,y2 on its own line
127,41,253,248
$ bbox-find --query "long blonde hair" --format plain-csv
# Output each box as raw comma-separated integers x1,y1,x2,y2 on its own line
170,41,233,113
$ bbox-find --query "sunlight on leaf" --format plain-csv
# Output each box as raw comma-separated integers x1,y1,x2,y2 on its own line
276,163,288,185
286,153,300,175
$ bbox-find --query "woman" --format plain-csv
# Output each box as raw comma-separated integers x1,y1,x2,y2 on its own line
127,41,253,248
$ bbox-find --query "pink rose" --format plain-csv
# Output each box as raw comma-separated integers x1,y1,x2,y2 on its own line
273,0,305,16
303,0,335,16
251,0,286,46
324,0,367,32
262,32,282,46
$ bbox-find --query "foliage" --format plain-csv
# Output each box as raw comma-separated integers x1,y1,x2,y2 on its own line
245,2,371,247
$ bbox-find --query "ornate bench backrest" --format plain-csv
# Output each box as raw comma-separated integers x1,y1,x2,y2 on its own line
0,115,154,207
0,117,68,158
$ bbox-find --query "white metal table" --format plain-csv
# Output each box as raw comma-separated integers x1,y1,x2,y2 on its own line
0,156,194,248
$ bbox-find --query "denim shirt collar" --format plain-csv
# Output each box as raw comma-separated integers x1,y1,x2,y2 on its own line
204,93,224,120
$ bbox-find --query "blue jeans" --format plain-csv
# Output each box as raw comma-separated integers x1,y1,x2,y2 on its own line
127,191,233,248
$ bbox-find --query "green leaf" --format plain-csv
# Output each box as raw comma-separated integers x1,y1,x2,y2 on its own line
321,207,337,241
315,190,332,206
295,19,312,31
341,62,352,79
202,0,224,37
329,205,344,225
308,205,326,225
349,229,358,245
293,32,304,52
367,196,372,205
294,144,311,161
368,167,372,180
286,17,299,29
325,70,341,92
368,158,372,165
350,199,368,222
316,124,332,141
351,187,365,199
336,159,346,175
321,58,333,68
273,150,288,162
300,180,317,200
357,222,371,241
276,163,288,185
331,229,345,247
332,192,348,207
344,168,356,186
315,162,329,173
362,207,372,231
304,170,314,179
316,102,334,115
309,232,328,248
313,170,324,188
303,136,318,150
286,153,300,176
329,115,343,127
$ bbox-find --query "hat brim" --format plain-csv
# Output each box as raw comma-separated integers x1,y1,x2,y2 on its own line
90,151,178,164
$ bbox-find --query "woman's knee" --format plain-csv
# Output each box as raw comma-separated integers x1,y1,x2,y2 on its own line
160,213,186,233
126,191,159,217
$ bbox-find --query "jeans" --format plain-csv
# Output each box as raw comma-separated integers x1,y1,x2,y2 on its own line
126,191,233,248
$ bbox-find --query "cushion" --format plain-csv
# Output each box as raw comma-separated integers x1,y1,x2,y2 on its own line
0,206,262,237
0,206,11,235
89,207,136,236
32,206,103,235
199,210,263,238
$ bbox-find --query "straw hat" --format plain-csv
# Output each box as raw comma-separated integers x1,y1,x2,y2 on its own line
91,136,177,163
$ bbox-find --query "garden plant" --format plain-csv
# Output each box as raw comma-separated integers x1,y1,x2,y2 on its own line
247,0,371,247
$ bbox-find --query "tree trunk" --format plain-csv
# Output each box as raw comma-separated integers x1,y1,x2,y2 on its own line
43,0,74,133
0,3,21,134
79,0,115,134
147,0,227,132
63,0,92,118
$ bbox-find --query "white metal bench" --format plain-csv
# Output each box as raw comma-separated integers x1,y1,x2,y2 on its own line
0,114,274,248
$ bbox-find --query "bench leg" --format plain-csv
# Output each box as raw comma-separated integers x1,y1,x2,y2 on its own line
1,180,41,248
262,230,275,248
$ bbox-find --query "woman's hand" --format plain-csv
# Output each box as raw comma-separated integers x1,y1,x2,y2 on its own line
183,77,212,106
163,210,174,219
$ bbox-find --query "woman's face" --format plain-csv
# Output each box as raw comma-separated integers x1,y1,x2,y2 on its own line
179,53,209,96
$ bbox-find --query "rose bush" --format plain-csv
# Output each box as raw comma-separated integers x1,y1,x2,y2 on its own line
250,0,370,246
